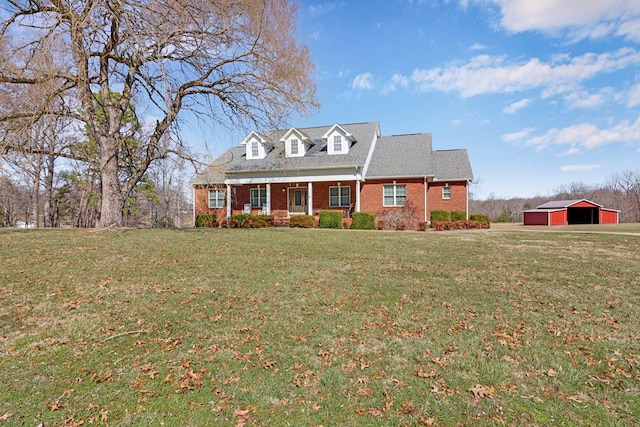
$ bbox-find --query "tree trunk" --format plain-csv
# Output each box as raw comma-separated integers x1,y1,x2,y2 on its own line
44,152,55,227
98,136,124,227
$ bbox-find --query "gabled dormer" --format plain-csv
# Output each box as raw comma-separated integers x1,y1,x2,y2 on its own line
322,124,357,155
242,131,269,160
280,127,313,158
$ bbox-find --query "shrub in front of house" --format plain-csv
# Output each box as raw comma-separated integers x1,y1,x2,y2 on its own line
430,210,451,222
470,214,490,227
451,210,466,221
431,220,488,231
289,215,315,228
351,212,376,230
195,213,216,227
230,213,252,228
377,202,420,230
250,215,274,228
417,221,429,231
318,210,342,229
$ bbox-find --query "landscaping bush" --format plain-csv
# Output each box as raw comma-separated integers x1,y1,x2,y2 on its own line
431,220,489,231
289,215,315,228
351,212,376,230
377,202,420,230
451,210,466,221
230,213,252,228
470,214,490,227
251,215,274,228
417,221,429,231
195,213,216,228
318,210,342,229
430,210,451,222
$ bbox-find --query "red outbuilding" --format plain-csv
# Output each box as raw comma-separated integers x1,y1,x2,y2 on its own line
523,199,620,226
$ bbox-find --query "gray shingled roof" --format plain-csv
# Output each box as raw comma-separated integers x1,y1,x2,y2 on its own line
191,122,473,185
191,122,379,185
366,133,433,178
431,149,474,181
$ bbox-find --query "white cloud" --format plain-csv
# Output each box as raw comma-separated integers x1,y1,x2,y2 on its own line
309,3,337,15
352,72,375,90
503,98,531,114
511,116,640,153
469,43,488,51
410,48,640,98
627,83,640,108
502,126,536,143
560,164,601,172
381,73,409,95
563,89,610,109
487,0,640,42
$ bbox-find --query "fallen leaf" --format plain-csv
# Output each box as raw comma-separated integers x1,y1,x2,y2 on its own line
469,384,495,399
0,413,14,422
47,401,62,411
417,368,437,379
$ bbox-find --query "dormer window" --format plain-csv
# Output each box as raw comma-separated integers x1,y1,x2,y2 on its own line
282,128,310,157
242,131,269,159
323,124,356,155
333,135,342,152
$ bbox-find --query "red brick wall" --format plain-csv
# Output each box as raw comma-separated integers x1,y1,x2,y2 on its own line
193,186,227,220
427,182,468,217
194,179,468,224
360,179,428,223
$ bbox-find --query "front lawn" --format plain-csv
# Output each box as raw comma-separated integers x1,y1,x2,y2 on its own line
1,228,638,425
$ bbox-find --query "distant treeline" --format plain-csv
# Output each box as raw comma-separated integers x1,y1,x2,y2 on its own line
470,170,640,223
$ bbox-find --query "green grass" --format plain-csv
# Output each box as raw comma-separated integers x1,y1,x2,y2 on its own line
1,226,639,426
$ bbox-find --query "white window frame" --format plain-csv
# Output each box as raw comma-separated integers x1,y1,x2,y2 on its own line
329,186,350,207
250,188,267,208
333,135,342,152
290,138,299,155
442,185,451,200
208,189,225,208
383,184,406,207
251,141,259,158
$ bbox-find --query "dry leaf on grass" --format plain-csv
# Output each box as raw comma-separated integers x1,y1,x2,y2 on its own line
469,384,495,399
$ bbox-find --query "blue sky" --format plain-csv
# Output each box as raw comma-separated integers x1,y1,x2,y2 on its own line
276,0,640,199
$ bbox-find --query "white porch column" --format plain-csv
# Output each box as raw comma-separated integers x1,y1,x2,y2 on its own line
266,183,271,215
192,186,196,226
308,182,313,215
226,184,232,219
355,179,361,212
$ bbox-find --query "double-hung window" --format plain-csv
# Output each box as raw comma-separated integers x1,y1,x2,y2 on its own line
250,188,267,207
290,138,299,155
329,186,350,207
251,141,259,158
442,186,451,200
383,184,406,207
208,189,225,208
333,135,342,152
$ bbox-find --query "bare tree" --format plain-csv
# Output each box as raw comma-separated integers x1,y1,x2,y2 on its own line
609,170,640,222
1,0,317,227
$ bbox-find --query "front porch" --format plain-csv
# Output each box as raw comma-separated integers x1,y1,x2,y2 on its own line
225,181,359,220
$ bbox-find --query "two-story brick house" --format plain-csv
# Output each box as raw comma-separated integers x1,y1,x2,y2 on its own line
190,122,473,227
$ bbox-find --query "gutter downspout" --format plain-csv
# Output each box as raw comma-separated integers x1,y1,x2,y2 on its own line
466,180,470,220
423,176,428,223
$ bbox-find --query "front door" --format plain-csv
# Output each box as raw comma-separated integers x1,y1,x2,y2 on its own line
288,188,307,214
